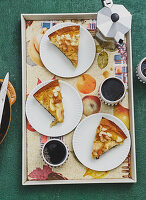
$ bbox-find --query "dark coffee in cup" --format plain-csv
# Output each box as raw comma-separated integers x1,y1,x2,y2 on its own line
42,139,68,167
101,78,125,101
99,77,126,105
141,60,146,77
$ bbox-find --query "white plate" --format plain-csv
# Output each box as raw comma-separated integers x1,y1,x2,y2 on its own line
40,22,96,78
26,80,83,137
73,113,131,171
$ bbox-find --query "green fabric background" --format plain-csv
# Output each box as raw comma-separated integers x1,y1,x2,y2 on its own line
0,0,146,199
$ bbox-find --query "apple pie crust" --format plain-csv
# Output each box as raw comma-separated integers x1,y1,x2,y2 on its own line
48,26,80,68
92,117,127,159
33,80,64,127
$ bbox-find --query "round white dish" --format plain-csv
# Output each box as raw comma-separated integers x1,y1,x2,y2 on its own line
40,22,96,78
26,80,83,137
73,113,131,171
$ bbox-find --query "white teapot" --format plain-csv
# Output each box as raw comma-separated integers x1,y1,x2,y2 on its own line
96,0,132,46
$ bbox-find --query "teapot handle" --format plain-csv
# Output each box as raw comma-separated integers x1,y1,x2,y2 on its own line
101,0,113,8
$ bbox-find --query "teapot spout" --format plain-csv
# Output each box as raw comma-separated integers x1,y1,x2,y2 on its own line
115,32,124,46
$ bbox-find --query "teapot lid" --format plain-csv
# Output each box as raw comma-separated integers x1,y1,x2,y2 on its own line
97,0,132,44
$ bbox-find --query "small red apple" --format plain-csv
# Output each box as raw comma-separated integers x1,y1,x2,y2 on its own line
27,119,36,132
82,95,101,116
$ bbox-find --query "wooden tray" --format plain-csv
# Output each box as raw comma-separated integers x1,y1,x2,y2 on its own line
21,13,136,185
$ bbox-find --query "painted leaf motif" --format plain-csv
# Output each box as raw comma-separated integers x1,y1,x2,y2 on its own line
98,51,108,69
48,172,68,180
96,45,103,53
101,41,117,52
83,168,108,179
28,165,53,180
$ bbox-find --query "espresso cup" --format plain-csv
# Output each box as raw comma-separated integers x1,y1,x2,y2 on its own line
136,57,146,84
42,139,69,167
98,77,126,106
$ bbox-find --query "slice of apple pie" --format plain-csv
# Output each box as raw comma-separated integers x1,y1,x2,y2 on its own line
48,25,80,68
33,80,64,127
92,117,127,159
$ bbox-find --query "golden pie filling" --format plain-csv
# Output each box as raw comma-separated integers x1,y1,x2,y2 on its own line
33,80,64,127
48,26,80,68
92,117,127,159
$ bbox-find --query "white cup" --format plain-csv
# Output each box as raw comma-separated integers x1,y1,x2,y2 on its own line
42,139,69,167
98,77,126,106
136,57,146,84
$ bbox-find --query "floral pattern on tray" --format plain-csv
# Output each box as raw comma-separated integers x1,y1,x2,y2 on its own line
26,19,130,181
